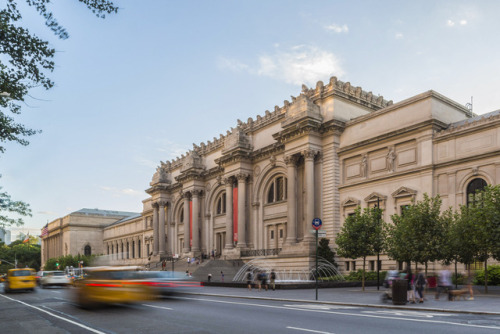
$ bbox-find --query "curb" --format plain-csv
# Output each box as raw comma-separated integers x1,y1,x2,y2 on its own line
184,292,500,316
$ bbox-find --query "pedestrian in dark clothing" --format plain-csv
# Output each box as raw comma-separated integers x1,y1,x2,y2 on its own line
415,270,426,303
270,269,277,291
246,270,253,291
221,271,224,282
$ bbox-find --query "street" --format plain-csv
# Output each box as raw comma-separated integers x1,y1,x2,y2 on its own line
1,285,500,333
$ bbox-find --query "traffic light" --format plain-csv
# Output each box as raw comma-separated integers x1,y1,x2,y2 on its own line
56,262,59,269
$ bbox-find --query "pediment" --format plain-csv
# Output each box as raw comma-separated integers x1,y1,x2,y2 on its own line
364,192,387,203
341,197,360,207
391,186,417,199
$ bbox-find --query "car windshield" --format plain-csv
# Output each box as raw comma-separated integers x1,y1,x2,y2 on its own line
11,270,32,277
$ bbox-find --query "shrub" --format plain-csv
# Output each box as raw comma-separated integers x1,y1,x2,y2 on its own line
474,265,500,286
452,272,465,285
344,270,387,282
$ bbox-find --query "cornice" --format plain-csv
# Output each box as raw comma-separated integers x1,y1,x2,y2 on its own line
250,143,285,163
435,114,500,141
434,150,500,169
338,119,447,155
272,118,323,144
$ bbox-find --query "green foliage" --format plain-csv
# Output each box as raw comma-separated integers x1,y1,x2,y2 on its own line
474,265,500,286
317,238,337,269
43,254,94,271
0,0,118,228
326,270,387,282
0,240,41,273
386,194,447,271
336,206,386,290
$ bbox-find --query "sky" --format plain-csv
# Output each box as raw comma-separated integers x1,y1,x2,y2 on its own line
2,0,500,233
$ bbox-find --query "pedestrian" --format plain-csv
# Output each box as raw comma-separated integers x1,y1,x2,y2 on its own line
435,267,452,300
187,257,190,266
260,270,268,291
415,269,426,303
466,270,475,300
270,269,276,291
208,273,212,282
221,271,224,282
162,259,166,271
211,250,215,260
246,270,254,291
406,267,415,303
186,270,189,276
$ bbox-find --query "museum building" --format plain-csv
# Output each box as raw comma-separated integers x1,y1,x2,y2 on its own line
41,76,500,273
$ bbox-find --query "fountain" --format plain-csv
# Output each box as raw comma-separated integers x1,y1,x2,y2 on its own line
233,257,344,283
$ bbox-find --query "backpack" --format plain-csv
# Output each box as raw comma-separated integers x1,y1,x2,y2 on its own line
247,272,252,280
271,272,276,279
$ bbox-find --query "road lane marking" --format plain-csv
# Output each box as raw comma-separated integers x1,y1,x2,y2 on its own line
284,304,358,310
142,304,173,310
287,326,335,334
179,297,500,330
362,310,455,318
0,294,106,334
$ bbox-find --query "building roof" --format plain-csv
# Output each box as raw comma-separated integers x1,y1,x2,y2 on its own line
72,208,139,217
449,109,500,128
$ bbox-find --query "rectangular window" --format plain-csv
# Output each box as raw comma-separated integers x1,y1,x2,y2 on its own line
345,261,350,271
398,261,403,271
378,260,382,271
400,205,410,216
352,261,356,271
279,229,283,238
369,260,375,271
270,230,274,239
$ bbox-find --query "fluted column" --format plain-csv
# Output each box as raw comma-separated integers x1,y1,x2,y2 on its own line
167,203,173,255
274,224,279,248
225,177,234,249
285,155,298,245
183,193,191,252
158,201,166,255
191,190,200,252
236,173,247,248
304,149,316,240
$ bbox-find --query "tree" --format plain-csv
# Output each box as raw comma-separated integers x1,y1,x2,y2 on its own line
386,194,447,275
0,239,41,272
336,206,386,291
0,0,118,227
317,238,338,269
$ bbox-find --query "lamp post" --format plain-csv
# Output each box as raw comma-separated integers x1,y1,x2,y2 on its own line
376,197,381,291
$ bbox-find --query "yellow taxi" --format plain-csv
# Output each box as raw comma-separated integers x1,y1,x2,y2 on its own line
73,266,153,308
4,268,37,293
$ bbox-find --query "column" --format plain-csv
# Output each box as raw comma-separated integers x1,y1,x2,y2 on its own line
152,203,159,255
285,155,297,245
224,177,234,249
166,202,173,255
135,236,139,259
192,191,200,252
183,193,191,252
304,149,316,240
158,201,166,255
236,173,247,248
274,224,279,249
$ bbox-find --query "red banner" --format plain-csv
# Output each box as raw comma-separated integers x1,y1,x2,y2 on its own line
233,186,238,242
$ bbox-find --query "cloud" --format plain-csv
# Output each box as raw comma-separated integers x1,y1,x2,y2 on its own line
219,45,345,86
460,20,467,25
447,19,467,27
216,58,249,72
447,19,455,27
37,211,57,215
324,23,349,33
100,186,142,197
395,33,404,39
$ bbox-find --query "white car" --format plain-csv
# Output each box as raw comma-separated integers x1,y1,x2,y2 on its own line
40,271,71,288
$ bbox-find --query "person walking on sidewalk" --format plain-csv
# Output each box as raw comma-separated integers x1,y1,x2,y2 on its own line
436,267,452,300
270,269,276,291
221,271,224,282
415,269,426,303
246,270,254,291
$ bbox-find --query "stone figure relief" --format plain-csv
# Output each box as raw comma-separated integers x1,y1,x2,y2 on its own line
360,154,367,177
387,148,396,172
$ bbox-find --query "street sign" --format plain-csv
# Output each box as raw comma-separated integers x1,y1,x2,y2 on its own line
312,218,322,230
318,230,326,238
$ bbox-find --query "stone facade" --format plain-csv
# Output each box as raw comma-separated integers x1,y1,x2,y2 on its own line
41,77,500,273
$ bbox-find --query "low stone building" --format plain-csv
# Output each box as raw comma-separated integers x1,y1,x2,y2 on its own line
41,76,500,272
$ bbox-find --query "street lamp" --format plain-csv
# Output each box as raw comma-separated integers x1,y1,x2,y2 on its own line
375,197,381,291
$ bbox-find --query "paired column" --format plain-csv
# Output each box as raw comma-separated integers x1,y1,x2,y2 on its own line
224,177,234,249
191,191,200,252
183,193,191,252
158,201,166,255
152,203,159,255
285,155,298,245
168,206,174,255
304,149,316,240
236,173,247,248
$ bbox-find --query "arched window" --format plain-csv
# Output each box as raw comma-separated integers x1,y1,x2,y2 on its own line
84,245,91,256
180,206,184,223
216,193,227,214
267,176,287,204
467,178,487,206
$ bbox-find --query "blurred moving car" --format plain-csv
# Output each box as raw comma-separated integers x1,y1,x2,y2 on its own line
4,268,36,293
73,266,153,308
40,271,71,288
138,271,201,297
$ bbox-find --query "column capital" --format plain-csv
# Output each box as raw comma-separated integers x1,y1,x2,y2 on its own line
223,176,235,186
284,155,299,166
158,200,167,207
302,149,318,160
235,172,249,182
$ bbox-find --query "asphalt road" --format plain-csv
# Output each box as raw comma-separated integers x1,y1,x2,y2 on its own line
1,286,500,334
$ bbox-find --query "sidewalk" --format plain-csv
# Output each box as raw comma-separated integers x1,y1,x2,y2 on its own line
186,285,500,316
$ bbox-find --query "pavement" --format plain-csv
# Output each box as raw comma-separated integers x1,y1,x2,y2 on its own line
186,285,500,316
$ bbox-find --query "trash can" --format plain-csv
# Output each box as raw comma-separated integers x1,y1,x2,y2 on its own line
392,279,407,305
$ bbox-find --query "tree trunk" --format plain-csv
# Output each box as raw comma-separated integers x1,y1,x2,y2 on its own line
484,259,488,294
454,260,458,289
362,256,366,291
